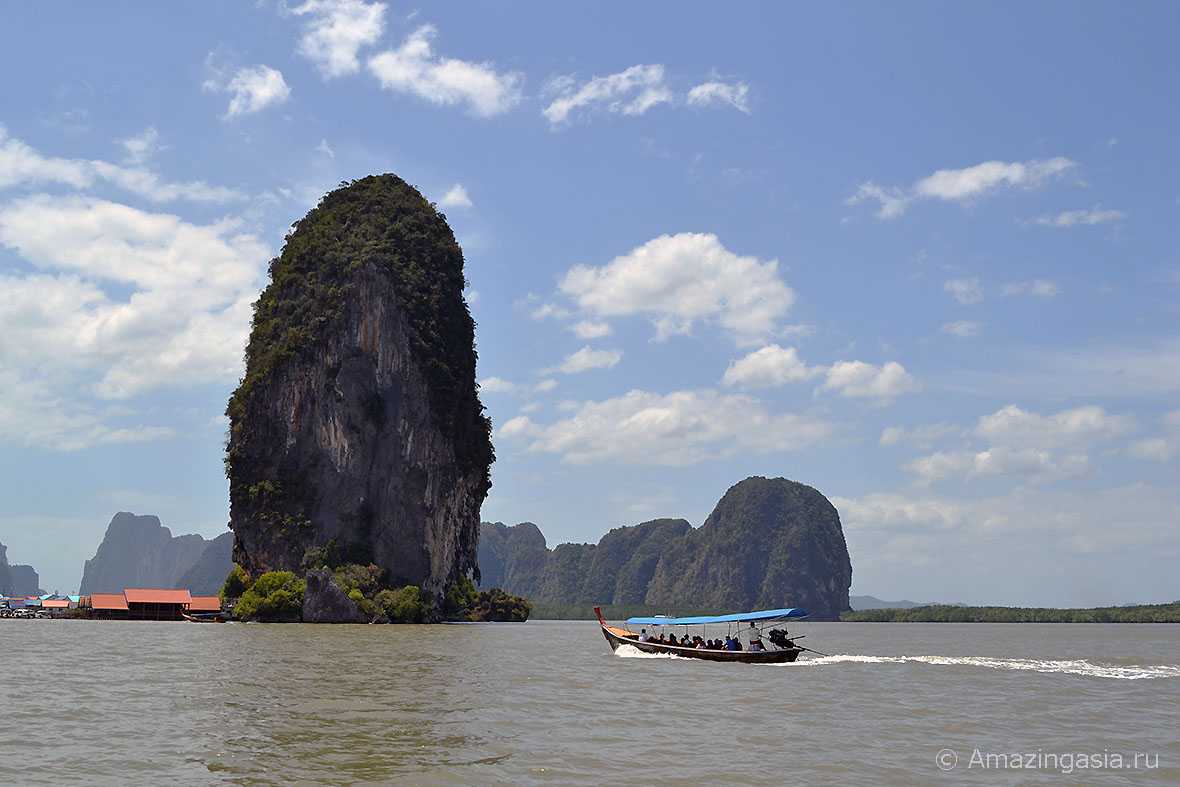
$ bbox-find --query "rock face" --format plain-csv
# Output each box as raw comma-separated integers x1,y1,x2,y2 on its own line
79,513,212,594
479,477,852,620
302,568,364,623
226,175,493,604
0,543,41,596
177,533,235,595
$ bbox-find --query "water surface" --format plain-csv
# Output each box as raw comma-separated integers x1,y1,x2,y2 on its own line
2,620,1177,784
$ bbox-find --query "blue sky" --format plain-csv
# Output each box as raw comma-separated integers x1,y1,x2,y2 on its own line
1,2,1177,604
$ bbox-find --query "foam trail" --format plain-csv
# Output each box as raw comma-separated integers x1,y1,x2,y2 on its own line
613,644,687,660
787,654,1180,680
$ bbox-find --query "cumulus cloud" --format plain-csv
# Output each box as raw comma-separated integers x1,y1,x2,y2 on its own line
686,80,750,113
119,127,163,165
555,346,623,374
558,232,794,345
368,25,523,117
571,320,612,339
975,404,1133,449
0,125,242,203
440,183,472,208
1033,206,1125,228
944,277,983,305
848,157,1076,219
1127,438,1175,462
497,388,831,465
292,0,386,78
906,447,1090,486
478,376,516,394
543,64,672,126
822,361,919,399
721,344,818,388
204,64,291,117
831,493,963,531
1002,279,1059,297
0,195,268,402
941,320,982,337
879,423,959,447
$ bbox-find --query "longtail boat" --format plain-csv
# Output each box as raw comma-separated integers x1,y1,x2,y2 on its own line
595,606,810,664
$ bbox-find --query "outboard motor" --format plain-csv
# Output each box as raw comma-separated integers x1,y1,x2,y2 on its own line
768,628,796,649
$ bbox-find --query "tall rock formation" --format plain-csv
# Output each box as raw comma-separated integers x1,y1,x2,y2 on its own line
0,543,11,595
479,477,852,620
8,565,41,596
177,532,235,595
79,513,212,594
226,175,492,602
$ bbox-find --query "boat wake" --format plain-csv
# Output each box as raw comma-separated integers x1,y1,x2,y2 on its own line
613,644,689,660
788,654,1180,680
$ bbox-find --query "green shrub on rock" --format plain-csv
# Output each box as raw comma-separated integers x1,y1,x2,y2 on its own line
234,570,306,622
376,585,430,623
220,564,252,601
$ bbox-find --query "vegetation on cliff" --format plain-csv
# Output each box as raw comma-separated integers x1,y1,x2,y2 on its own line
226,174,492,484
842,602,1180,623
233,570,306,622
478,477,853,620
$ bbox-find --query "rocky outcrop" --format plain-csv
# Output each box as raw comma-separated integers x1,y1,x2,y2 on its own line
226,175,492,606
8,565,41,596
644,477,852,620
177,533,235,595
479,477,853,620
302,568,364,623
0,544,11,595
79,513,212,594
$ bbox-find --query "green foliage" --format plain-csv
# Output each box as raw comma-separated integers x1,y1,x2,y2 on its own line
444,575,479,616
466,588,532,622
225,174,494,496
333,563,384,598
375,585,430,623
840,602,1180,623
220,564,252,601
234,570,306,621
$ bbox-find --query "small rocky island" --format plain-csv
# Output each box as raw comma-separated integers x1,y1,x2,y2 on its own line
225,174,526,623
480,476,852,620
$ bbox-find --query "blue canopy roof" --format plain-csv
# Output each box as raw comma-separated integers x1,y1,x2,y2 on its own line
626,608,808,626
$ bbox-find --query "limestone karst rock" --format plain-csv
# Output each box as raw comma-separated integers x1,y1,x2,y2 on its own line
226,175,492,605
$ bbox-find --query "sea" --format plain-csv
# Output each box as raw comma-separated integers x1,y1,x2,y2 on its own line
1,620,1177,785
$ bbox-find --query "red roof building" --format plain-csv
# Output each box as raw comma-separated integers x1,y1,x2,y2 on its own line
124,588,193,605
89,593,129,611
189,596,222,613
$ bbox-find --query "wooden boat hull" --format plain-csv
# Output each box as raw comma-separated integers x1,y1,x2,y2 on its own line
599,623,801,664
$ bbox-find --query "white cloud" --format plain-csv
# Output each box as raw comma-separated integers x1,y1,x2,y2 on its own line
558,232,794,345
879,423,959,447
368,26,523,117
1127,438,1174,462
0,125,241,203
1002,279,1059,297
213,65,292,117
440,183,473,208
292,0,386,78
498,415,537,438
975,404,1133,449
119,127,163,165
543,64,672,126
831,493,963,531
478,376,516,394
0,195,268,400
844,182,909,219
944,277,983,304
1034,206,1125,228
534,378,559,393
905,447,1089,486
848,157,1076,219
941,320,982,337
722,344,818,388
822,361,919,399
498,388,831,465
571,320,611,339
316,138,335,158
556,346,623,374
686,80,750,113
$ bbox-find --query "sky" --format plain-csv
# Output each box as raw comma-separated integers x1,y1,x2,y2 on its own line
1,2,1177,604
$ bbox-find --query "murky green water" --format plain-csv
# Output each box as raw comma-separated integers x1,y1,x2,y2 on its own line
2,620,1177,785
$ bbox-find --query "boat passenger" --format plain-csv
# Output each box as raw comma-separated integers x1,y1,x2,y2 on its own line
638,628,650,642
696,639,707,649
724,636,737,651
656,633,665,644
749,639,765,652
